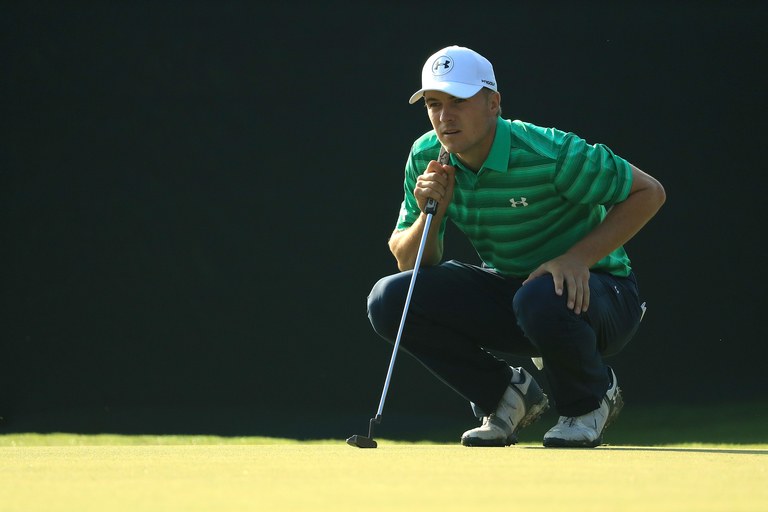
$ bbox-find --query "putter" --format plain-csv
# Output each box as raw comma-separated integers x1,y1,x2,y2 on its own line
347,148,449,449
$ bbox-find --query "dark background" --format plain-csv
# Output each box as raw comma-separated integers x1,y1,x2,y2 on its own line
2,1,766,438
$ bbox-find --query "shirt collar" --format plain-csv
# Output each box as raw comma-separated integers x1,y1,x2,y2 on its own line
483,117,511,173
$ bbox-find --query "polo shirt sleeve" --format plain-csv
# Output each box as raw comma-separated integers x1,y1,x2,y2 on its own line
553,131,633,207
395,150,422,230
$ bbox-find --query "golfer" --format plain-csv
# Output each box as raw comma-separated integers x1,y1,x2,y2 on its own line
367,45,666,447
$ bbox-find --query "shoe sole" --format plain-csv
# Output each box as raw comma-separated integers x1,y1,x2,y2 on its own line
542,435,603,448
461,437,516,447
461,394,549,447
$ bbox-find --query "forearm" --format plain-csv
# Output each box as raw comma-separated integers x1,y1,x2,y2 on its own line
388,213,444,271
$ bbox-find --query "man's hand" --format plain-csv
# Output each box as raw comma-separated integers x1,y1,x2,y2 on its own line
414,160,455,215
389,159,456,271
524,255,591,314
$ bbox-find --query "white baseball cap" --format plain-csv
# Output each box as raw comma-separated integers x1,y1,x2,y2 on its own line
408,45,497,104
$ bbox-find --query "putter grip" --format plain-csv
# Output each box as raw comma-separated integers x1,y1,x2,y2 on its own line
425,146,449,215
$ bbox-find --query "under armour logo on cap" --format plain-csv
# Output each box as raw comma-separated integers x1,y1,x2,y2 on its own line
431,56,453,75
409,45,498,104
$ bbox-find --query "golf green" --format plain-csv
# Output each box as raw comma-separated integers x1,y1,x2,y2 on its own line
1,441,766,511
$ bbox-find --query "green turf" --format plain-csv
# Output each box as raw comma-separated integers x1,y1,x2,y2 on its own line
1,433,766,450
1,440,766,512
0,433,307,446
0,433,455,447
2,402,766,512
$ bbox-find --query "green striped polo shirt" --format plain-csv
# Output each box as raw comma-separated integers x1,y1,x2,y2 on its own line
395,117,634,278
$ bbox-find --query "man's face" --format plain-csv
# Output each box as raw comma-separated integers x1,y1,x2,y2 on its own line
424,89,499,159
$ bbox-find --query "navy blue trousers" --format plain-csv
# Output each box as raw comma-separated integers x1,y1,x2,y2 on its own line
367,260,644,417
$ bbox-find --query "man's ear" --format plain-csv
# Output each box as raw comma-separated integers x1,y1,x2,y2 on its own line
489,91,501,114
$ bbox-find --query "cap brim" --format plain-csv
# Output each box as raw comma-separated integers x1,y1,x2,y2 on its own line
408,82,484,104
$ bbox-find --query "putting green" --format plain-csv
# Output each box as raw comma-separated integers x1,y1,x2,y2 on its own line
1,441,766,511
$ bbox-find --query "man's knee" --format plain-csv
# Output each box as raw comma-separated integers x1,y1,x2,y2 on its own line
512,276,574,340
367,272,410,341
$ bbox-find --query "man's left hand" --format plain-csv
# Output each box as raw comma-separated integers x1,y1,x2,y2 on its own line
523,256,591,314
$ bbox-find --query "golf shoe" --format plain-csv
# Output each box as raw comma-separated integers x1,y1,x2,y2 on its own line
461,367,549,447
543,366,624,448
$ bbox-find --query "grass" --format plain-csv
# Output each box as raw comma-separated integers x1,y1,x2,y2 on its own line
0,433,307,446
1,437,766,512
0,403,765,511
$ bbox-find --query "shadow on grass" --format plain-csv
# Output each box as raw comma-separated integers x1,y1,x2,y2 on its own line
521,446,768,455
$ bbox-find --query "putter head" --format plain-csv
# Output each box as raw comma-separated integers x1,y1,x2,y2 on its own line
346,434,377,449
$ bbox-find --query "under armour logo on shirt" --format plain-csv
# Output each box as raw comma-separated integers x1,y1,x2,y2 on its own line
509,197,528,207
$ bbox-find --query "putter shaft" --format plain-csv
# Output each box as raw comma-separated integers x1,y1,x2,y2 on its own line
375,203,435,418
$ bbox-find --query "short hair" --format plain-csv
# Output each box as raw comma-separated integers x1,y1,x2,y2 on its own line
482,87,502,117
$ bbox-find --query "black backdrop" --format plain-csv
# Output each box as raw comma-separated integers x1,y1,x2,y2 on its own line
2,1,766,437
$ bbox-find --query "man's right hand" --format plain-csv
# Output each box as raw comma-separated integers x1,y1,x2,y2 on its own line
414,160,455,216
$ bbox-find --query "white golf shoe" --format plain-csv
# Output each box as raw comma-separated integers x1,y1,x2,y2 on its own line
461,367,549,447
543,367,624,448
